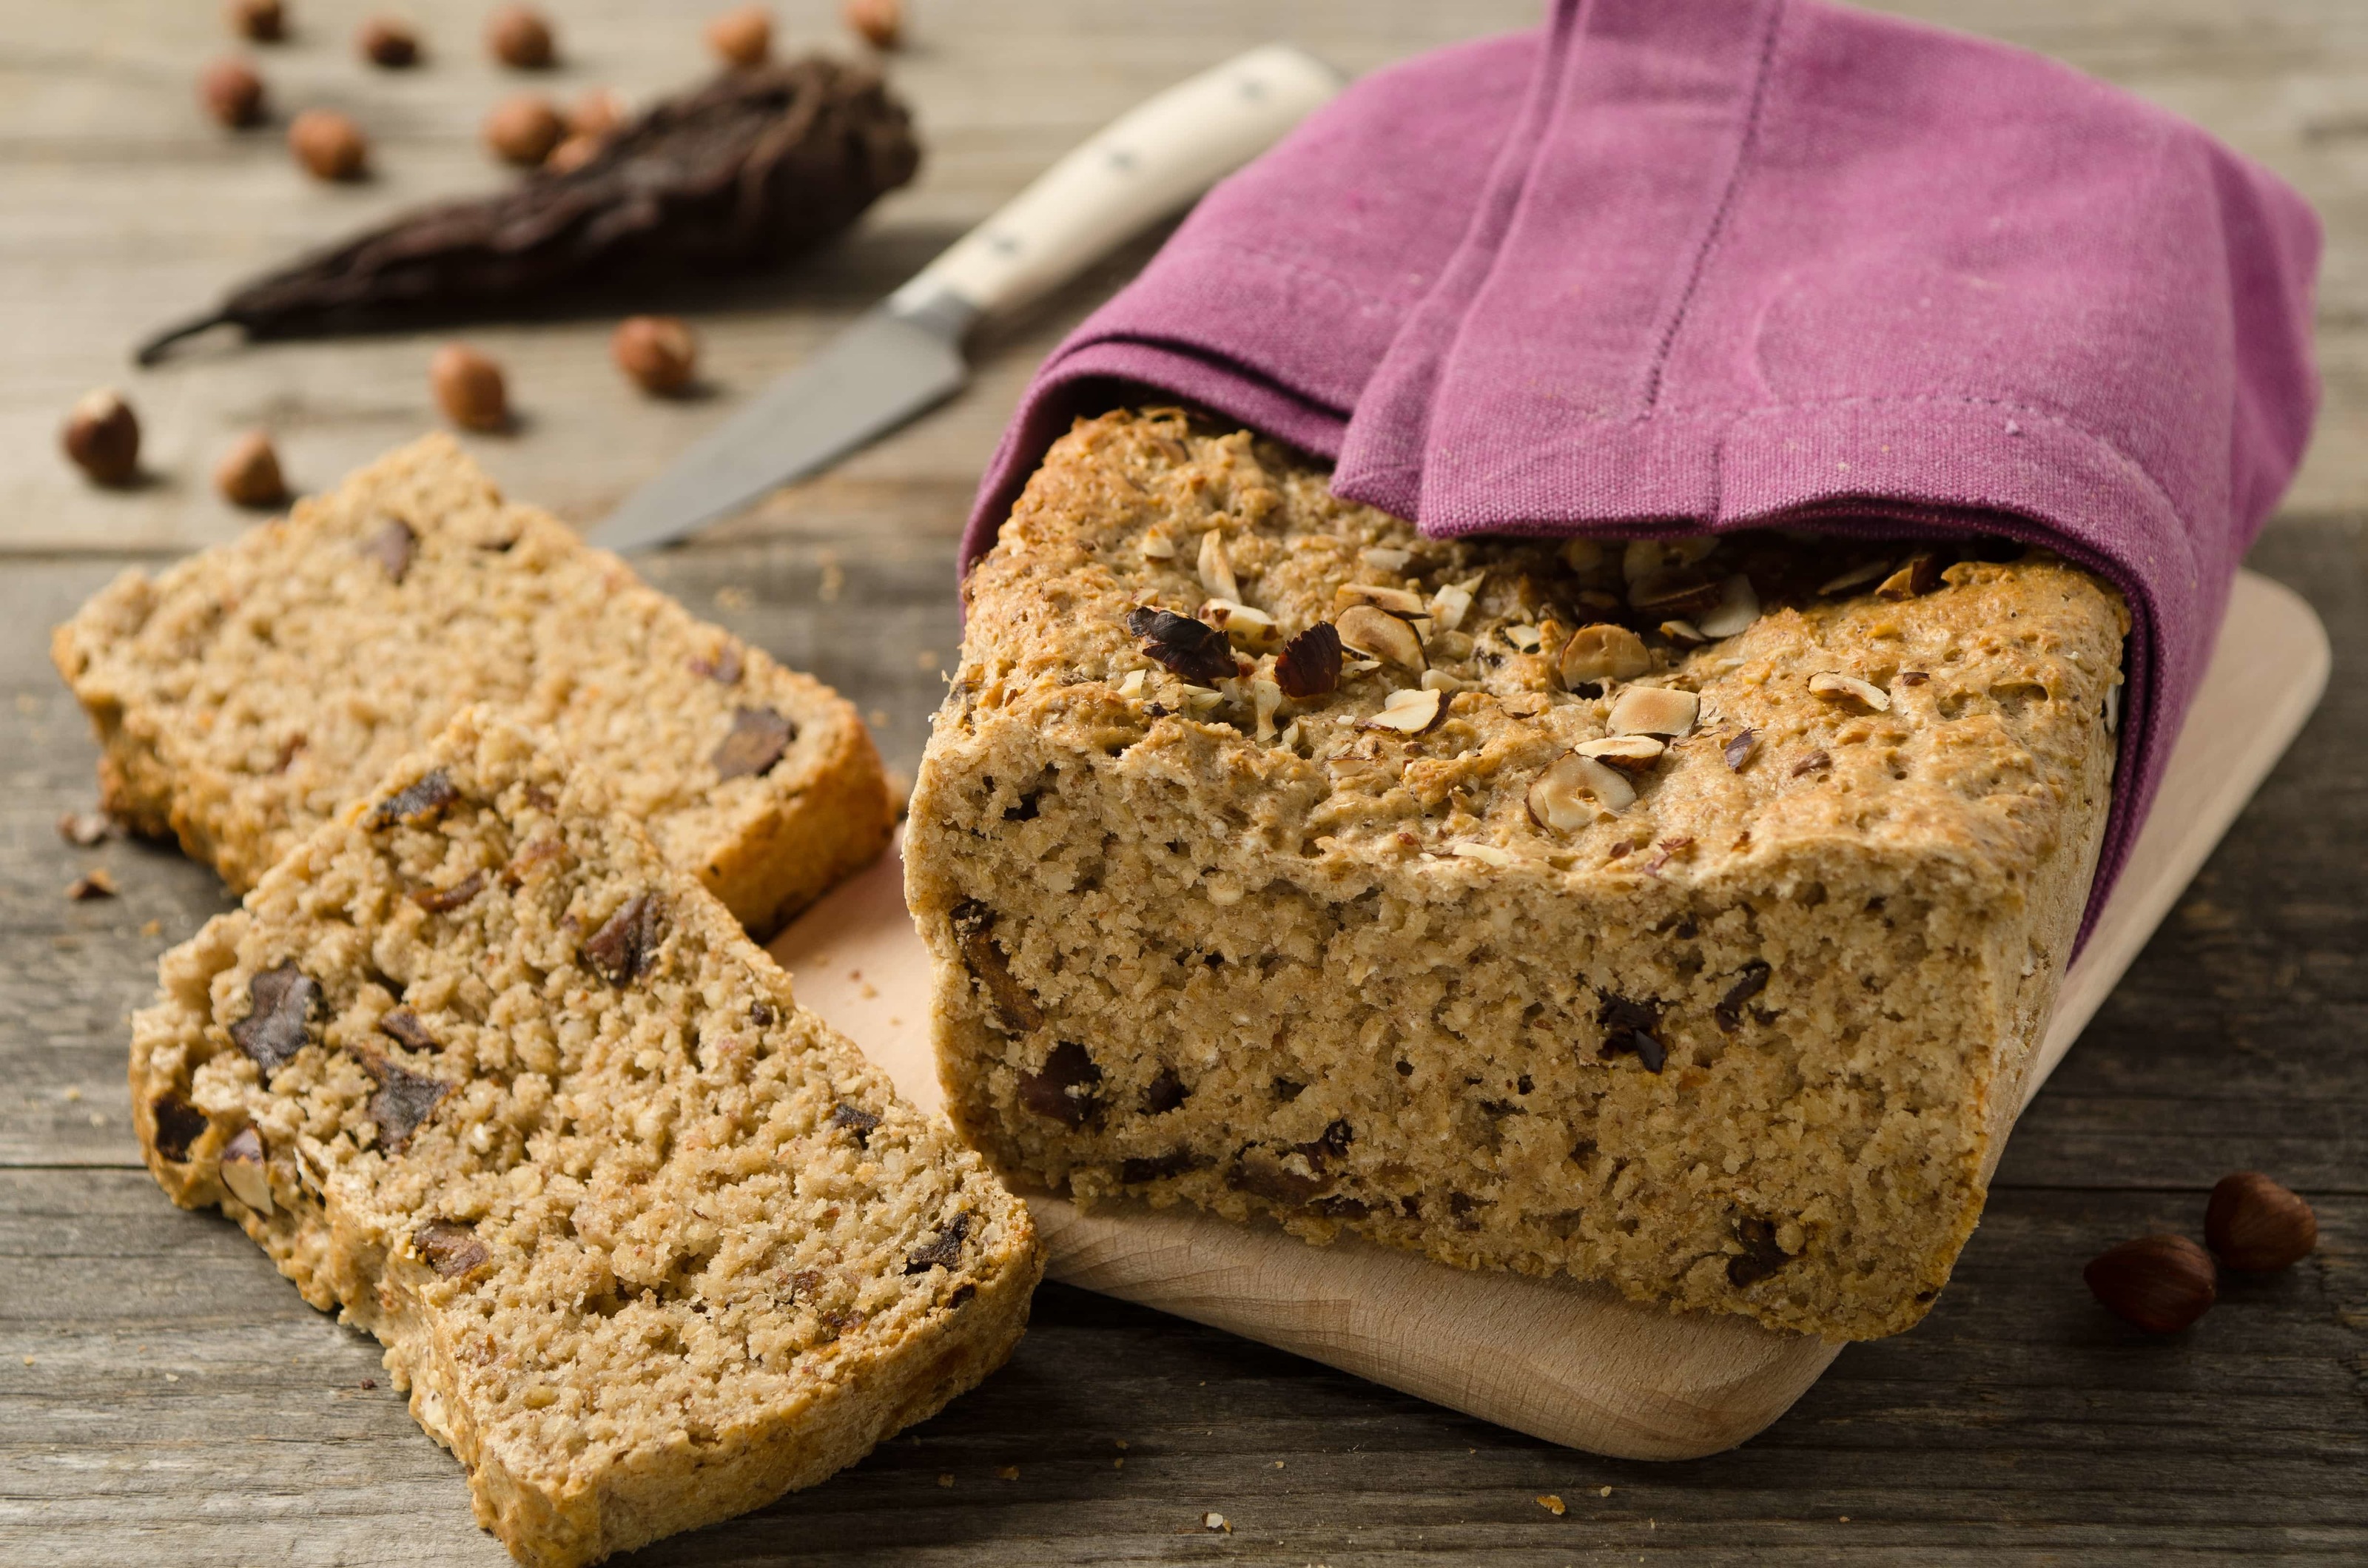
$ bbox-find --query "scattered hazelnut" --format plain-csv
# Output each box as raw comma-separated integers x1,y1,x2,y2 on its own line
226,0,284,43
483,94,564,166
1529,750,1634,827
2204,1171,2316,1272
1336,605,1425,673
357,16,420,69
844,0,904,50
705,4,773,67
1333,582,1427,616
288,108,368,181
568,87,625,140
61,389,141,487
542,132,605,175
66,869,119,901
1607,684,1699,738
486,4,555,69
1695,573,1760,638
215,431,288,508
1359,686,1444,734
1807,670,1891,711
431,343,509,431
200,58,267,128
1558,622,1651,687
612,315,699,395
2084,1234,2216,1333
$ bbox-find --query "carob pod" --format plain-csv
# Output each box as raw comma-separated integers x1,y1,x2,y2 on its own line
136,58,918,363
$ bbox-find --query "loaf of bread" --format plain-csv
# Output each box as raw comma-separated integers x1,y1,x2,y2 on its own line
132,709,1040,1567
908,408,2125,1341
53,434,892,938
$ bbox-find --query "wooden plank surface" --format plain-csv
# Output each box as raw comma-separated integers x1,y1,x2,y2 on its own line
2,1,2366,1564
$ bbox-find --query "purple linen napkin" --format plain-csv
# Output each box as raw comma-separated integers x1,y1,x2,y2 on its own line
963,0,2322,943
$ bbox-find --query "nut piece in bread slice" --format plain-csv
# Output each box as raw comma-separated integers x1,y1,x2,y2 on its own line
132,708,1040,1568
53,434,892,937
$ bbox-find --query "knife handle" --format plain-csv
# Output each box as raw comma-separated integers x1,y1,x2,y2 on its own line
887,44,1343,328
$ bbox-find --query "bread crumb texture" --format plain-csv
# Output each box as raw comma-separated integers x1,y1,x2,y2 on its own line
909,408,2127,1341
53,434,892,936
133,709,1040,1568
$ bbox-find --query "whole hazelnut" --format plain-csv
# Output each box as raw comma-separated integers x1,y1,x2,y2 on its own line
543,132,605,176
844,0,903,50
2084,1234,2216,1333
216,431,289,508
613,317,699,396
61,390,141,488
288,108,368,181
2205,1171,2317,1272
201,59,268,129
568,87,625,140
357,16,420,69
431,344,509,431
705,5,772,68
483,94,564,166
486,4,555,70
226,0,284,43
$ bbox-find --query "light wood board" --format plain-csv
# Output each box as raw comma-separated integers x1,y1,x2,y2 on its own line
772,568,2332,1461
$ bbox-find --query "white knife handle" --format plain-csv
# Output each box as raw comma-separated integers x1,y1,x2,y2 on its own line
887,44,1342,326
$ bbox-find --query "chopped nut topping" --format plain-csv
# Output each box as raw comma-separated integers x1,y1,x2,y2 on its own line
1361,545,1413,572
363,517,417,582
1359,686,1444,733
1333,582,1428,617
229,962,319,1075
2104,683,2122,734
1124,607,1237,685
1250,676,1283,741
1449,841,1512,868
1818,559,1891,595
1877,553,1940,600
1427,576,1479,631
1791,748,1832,777
713,705,796,779
1138,527,1177,561
219,1125,273,1215
56,810,115,847
1660,619,1705,645
1199,597,1279,648
1337,605,1427,672
688,642,744,684
1899,669,1931,686
1575,735,1666,772
1629,569,1723,616
1117,668,1146,699
358,1050,450,1154
1528,751,1633,827
378,1009,440,1054
1608,685,1699,737
1419,668,1464,693
1499,624,1541,652
415,1220,489,1279
1197,530,1240,602
66,869,117,901
1274,623,1342,699
1808,671,1891,710
1723,728,1759,770
1558,623,1651,687
1695,573,1760,637
410,869,485,914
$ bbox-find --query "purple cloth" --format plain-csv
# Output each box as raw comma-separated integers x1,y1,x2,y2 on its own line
963,0,2322,943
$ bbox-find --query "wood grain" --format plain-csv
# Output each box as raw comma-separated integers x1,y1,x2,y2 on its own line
1,1,2364,1562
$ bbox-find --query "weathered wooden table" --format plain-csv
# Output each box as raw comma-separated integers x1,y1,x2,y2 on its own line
3,2,2363,1563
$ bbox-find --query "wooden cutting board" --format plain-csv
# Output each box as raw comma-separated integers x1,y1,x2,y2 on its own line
770,569,2330,1461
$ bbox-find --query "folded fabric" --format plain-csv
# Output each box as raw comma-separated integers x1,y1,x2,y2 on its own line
963,0,2322,943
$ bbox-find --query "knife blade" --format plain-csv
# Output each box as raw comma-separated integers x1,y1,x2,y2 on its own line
589,43,1342,553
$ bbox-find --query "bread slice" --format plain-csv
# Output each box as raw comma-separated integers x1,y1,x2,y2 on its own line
908,408,2125,1342
132,708,1040,1568
54,434,892,938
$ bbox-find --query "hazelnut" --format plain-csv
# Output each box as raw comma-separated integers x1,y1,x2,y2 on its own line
2204,1171,2317,1272
483,94,564,166
2083,1234,2216,1333
612,316,699,396
705,4,772,67
219,1125,275,1215
485,4,555,70
844,0,904,50
357,16,420,69
1335,605,1424,673
215,431,288,508
542,132,605,175
1558,623,1651,687
226,0,284,43
61,389,141,487
431,343,509,431
200,58,267,128
568,87,625,139
288,108,367,181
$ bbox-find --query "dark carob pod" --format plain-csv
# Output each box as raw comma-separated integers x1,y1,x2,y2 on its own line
137,58,918,363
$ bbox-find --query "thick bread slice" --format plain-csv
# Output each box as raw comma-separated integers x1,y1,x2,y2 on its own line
132,708,1040,1568
54,434,892,938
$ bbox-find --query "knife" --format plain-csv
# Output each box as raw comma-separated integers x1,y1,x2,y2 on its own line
589,44,1344,553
